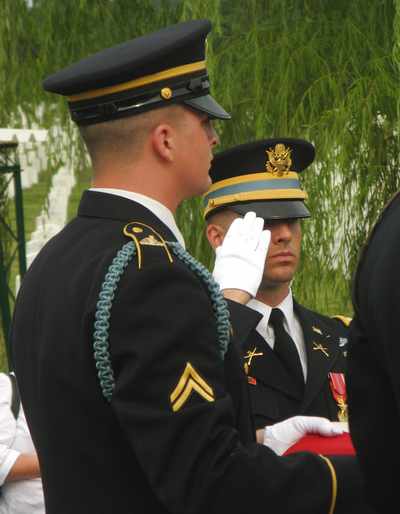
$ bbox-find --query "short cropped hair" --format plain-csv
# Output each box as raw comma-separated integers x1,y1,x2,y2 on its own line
79,105,183,168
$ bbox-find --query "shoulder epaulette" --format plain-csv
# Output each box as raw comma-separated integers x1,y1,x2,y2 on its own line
123,221,174,268
332,315,352,327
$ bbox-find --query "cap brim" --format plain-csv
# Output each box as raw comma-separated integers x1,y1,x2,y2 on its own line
229,200,311,220
184,94,231,120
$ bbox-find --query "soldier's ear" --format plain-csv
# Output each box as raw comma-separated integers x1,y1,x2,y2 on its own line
150,122,176,162
205,222,226,250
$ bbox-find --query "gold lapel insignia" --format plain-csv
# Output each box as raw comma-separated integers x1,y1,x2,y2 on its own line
170,363,214,412
244,347,264,367
313,342,329,357
312,326,323,335
139,234,164,246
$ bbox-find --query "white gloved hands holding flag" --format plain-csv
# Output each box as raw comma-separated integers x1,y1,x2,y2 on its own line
260,415,345,456
212,211,271,298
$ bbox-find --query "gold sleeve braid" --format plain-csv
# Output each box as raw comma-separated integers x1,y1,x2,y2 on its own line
319,455,337,514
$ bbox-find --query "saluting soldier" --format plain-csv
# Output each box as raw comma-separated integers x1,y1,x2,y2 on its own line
204,139,352,432
11,20,372,514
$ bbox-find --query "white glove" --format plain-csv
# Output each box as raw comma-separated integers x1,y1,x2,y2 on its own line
212,211,271,297
262,415,345,456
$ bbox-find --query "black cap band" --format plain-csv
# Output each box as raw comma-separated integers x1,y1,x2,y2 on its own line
70,74,217,125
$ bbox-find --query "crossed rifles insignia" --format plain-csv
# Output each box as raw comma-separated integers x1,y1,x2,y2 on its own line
170,363,215,412
243,347,263,375
312,326,330,357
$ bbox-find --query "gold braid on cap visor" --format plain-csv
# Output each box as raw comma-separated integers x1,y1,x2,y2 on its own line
203,171,307,217
68,61,206,103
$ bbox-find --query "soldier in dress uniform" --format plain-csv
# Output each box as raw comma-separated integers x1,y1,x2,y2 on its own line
10,20,372,514
205,139,352,430
346,191,400,513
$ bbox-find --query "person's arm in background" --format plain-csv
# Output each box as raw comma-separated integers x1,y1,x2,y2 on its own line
5,453,40,482
0,374,40,484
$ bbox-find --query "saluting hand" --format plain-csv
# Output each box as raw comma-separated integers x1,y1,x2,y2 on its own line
212,211,271,298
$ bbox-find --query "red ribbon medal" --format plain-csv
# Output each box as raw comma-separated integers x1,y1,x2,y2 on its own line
328,372,348,422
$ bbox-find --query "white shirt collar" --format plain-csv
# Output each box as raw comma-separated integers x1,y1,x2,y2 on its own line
247,289,294,334
247,290,307,379
248,290,293,320
89,188,185,248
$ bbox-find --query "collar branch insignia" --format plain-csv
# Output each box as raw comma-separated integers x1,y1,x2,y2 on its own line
244,347,263,367
265,143,293,176
170,362,214,412
312,326,323,335
313,342,329,357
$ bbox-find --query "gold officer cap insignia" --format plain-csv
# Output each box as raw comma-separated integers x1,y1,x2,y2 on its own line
265,143,293,176
170,362,214,412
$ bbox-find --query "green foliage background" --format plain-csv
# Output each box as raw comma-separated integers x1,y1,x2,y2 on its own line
0,0,399,366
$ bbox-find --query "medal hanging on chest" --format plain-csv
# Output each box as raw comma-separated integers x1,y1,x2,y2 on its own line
328,372,348,422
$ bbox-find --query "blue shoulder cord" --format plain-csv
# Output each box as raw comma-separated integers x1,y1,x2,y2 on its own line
93,241,231,402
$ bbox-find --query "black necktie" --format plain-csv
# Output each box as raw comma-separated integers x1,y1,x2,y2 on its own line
269,308,304,389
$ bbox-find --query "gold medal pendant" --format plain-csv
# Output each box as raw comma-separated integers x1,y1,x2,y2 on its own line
329,372,348,422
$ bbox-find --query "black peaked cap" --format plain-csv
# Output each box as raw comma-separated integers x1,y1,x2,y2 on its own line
43,19,230,125
204,138,315,220
210,138,315,183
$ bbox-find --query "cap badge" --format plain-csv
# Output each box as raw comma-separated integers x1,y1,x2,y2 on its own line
265,143,293,176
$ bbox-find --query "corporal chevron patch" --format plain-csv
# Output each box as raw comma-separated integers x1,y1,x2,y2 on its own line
170,362,214,412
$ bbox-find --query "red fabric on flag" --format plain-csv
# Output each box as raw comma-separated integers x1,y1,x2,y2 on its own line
283,432,355,456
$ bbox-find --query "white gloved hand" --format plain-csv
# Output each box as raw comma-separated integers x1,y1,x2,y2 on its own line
212,211,271,297
262,415,345,456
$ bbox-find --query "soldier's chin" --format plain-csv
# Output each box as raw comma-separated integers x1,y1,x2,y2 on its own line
260,272,295,289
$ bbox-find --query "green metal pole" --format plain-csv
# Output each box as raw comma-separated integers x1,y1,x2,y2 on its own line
0,144,26,370
0,242,12,369
13,164,26,276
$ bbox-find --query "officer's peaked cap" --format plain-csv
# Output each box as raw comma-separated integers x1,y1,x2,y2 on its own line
43,19,230,126
204,138,315,220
